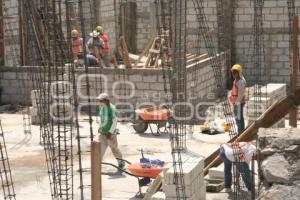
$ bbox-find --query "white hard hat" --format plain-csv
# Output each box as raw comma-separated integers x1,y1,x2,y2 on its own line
97,93,109,101
90,30,99,38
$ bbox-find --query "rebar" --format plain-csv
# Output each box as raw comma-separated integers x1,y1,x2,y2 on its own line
0,120,16,200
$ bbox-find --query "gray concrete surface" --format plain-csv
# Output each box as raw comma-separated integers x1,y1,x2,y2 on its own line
0,113,258,200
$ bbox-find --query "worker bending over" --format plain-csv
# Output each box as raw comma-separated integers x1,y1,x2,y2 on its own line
230,64,247,133
97,93,125,170
86,30,104,66
220,142,256,192
96,26,111,67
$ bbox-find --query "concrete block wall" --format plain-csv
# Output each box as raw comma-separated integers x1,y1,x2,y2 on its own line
186,0,218,53
233,0,300,86
184,0,300,86
2,0,20,66
98,0,117,55
247,83,286,128
0,54,220,109
163,156,206,200
2,0,300,89
98,0,155,54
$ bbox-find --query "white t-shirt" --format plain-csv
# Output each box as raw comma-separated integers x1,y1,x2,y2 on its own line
221,142,256,163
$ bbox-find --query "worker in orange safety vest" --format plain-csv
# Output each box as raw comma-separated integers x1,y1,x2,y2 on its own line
71,29,83,65
96,26,111,67
230,64,247,133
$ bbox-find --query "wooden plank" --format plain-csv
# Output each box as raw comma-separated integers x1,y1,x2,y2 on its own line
120,36,132,68
111,55,118,68
186,54,196,59
145,37,159,68
204,88,300,175
290,15,298,127
91,141,102,200
186,54,208,65
134,37,155,68
142,174,163,200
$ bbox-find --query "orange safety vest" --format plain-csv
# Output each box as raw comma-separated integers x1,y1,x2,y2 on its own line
230,79,247,104
72,38,83,58
99,34,109,54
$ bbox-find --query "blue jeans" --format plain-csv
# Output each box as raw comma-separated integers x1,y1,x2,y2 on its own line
220,147,252,190
234,103,245,133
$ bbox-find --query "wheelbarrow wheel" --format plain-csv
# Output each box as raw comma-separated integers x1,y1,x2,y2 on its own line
133,118,148,133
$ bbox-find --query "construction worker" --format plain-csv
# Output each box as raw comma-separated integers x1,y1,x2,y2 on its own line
86,53,99,66
219,142,256,192
96,25,111,67
86,30,104,66
230,64,247,133
97,93,125,170
71,29,83,65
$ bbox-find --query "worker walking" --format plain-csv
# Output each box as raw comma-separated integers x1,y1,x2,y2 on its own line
97,93,125,170
71,29,83,65
96,25,111,67
230,64,247,133
86,30,104,66
220,142,256,192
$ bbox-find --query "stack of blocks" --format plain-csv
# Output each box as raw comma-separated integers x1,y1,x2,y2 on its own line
163,156,206,200
50,80,74,124
30,88,49,125
247,83,286,128
30,81,74,125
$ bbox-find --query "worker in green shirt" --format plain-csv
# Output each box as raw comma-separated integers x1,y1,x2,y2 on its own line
98,93,125,170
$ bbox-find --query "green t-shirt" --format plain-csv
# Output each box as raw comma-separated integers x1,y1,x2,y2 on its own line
98,103,117,134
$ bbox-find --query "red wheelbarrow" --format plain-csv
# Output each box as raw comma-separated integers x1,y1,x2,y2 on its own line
132,105,172,136
102,158,165,197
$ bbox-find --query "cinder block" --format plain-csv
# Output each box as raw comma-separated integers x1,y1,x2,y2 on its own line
143,75,157,83
164,173,204,197
164,156,204,186
129,74,142,82
151,191,166,200
208,166,224,179
165,185,206,200
136,82,149,90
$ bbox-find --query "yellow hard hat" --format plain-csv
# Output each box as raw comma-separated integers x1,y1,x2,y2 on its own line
231,64,242,72
71,29,79,37
96,26,103,33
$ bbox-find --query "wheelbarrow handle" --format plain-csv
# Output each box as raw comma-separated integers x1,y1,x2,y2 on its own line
101,162,137,177
116,158,132,165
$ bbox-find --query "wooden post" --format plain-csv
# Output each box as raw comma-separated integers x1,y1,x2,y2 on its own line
290,16,299,127
120,36,132,68
91,141,101,200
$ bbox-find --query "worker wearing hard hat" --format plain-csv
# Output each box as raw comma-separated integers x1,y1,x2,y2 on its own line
96,26,111,67
86,30,104,66
230,64,247,133
71,29,83,65
97,93,125,170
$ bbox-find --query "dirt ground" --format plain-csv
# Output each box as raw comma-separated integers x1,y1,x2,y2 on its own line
0,113,253,200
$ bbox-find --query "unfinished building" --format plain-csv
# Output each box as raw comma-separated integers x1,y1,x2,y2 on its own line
0,0,299,200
